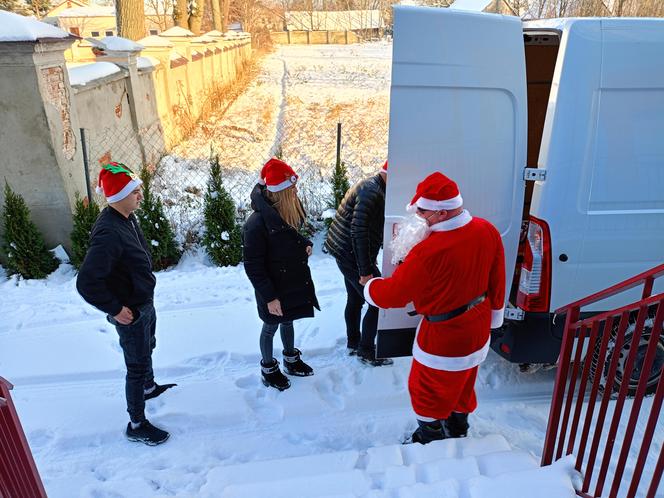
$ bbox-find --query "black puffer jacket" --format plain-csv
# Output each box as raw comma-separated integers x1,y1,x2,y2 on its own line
243,184,320,325
324,174,385,275
76,207,156,316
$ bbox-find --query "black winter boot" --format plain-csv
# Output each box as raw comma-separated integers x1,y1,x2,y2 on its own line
358,347,394,367
261,359,291,391
283,348,314,377
144,382,177,400
126,420,169,446
408,419,445,445
444,412,469,438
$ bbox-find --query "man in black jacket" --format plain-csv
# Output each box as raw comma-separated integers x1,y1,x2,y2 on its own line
324,162,392,366
77,162,175,446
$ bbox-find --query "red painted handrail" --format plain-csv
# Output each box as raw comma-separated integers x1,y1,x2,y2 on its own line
543,264,664,498
0,377,47,498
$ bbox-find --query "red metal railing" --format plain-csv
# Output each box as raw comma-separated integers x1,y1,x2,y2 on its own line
542,263,664,498
0,377,47,498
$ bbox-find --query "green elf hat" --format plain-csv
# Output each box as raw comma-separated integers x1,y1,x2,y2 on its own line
96,162,142,202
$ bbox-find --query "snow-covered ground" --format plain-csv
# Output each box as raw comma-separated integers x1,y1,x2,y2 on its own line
1,237,660,497
155,43,391,243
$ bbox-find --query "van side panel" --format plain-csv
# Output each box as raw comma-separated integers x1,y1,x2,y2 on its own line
533,19,664,311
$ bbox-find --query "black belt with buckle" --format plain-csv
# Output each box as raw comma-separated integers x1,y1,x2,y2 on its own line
407,293,487,323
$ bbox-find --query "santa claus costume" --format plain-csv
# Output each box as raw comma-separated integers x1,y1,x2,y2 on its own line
363,172,505,443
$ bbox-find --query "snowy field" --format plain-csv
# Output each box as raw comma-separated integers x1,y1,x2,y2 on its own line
154,43,391,243
1,237,661,497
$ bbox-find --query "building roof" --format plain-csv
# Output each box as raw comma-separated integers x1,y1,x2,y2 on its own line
285,10,385,31
0,11,72,42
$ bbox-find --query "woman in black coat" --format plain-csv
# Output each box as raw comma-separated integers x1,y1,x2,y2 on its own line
243,158,320,391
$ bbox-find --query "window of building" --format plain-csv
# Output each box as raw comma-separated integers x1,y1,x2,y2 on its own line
91,31,100,37
149,29,159,35
105,30,114,36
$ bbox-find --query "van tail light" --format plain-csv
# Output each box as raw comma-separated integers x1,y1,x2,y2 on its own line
516,216,552,312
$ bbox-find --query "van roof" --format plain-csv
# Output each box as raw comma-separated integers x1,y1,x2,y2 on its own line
524,17,664,32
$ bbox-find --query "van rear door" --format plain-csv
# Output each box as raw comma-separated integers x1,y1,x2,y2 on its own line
378,7,527,357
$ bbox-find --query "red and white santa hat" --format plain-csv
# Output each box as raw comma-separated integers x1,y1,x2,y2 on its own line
95,162,142,203
407,171,463,211
258,158,298,192
380,160,388,174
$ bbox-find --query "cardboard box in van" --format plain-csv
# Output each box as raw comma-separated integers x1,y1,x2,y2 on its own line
379,7,664,376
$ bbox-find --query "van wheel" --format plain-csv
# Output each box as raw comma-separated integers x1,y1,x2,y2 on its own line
589,309,663,397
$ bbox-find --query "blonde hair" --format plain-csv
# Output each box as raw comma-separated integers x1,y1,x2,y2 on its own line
266,187,306,229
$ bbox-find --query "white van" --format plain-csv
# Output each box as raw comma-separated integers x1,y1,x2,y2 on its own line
379,8,664,381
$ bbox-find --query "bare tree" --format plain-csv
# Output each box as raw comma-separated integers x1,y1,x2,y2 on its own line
116,0,146,40
221,0,230,30
188,0,206,33
146,0,175,31
173,0,189,27
211,0,222,29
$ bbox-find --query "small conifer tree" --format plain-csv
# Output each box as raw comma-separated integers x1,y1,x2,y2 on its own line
70,195,100,269
202,155,242,267
136,168,180,271
1,182,59,279
330,160,350,209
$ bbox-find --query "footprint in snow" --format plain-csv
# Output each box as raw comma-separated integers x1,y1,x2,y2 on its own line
314,375,345,410
235,374,258,389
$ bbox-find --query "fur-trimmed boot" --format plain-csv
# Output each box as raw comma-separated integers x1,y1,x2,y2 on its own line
261,359,291,391
444,412,469,438
283,348,314,377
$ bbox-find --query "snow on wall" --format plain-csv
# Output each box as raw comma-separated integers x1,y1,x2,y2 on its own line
0,11,70,42
67,62,122,87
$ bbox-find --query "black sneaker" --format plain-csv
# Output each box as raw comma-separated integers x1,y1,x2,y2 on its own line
144,382,177,400
261,359,291,391
283,349,314,377
347,340,359,356
126,420,169,446
358,348,394,367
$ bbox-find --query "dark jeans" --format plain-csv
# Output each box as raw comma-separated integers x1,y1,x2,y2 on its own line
335,258,381,352
260,321,295,363
108,302,156,423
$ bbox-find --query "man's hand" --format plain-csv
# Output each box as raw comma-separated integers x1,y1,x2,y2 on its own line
359,274,373,286
306,246,313,257
114,306,134,325
267,299,283,316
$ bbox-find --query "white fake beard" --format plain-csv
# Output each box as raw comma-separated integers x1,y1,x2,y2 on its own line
390,214,431,265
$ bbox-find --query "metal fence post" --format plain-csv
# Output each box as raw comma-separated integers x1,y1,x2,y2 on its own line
336,122,342,170
79,128,92,201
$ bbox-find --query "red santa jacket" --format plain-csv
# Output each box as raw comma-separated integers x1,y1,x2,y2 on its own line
364,210,505,371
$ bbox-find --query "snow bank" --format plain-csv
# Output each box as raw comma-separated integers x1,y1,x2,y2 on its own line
0,11,70,42
67,62,122,87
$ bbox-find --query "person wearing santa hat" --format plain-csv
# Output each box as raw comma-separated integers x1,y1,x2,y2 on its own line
243,158,320,390
324,161,393,366
363,171,505,444
77,162,175,446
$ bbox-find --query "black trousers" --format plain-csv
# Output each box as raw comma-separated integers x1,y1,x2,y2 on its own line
108,302,156,423
335,258,381,352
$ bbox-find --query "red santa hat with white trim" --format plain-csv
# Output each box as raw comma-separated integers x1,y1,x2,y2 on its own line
258,158,298,192
95,162,142,203
407,171,463,212
380,160,388,174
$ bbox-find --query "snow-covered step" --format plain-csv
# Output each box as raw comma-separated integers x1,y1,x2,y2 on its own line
200,434,578,497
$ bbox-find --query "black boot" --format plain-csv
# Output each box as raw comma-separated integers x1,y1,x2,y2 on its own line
283,348,314,377
358,347,394,367
261,359,291,391
408,419,445,445
444,412,469,438
126,420,169,446
144,382,177,400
